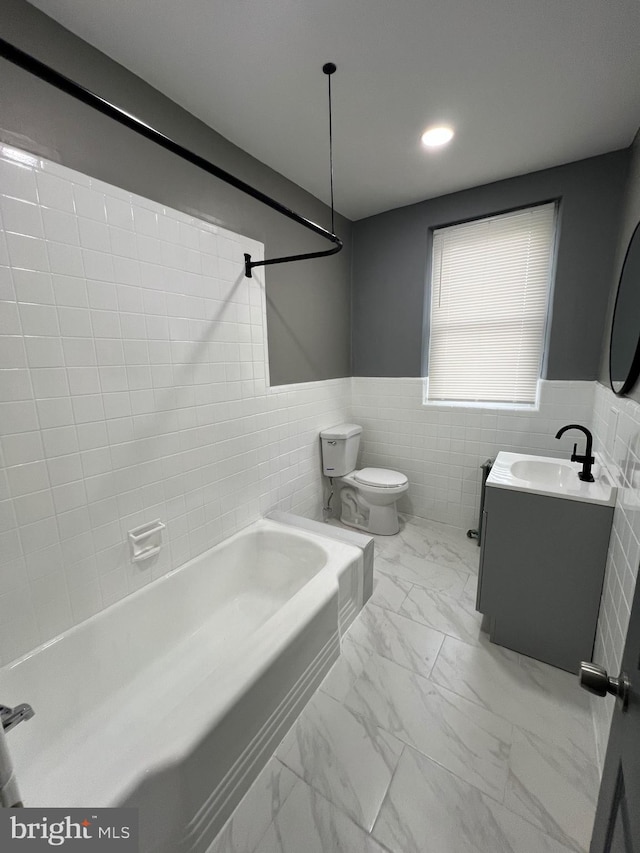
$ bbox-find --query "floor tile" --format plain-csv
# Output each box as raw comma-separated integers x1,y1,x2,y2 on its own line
503,726,599,852
276,690,403,832
431,636,595,755
399,583,484,646
346,602,445,676
463,572,478,599
207,757,297,853
393,518,480,574
254,776,391,853
343,651,512,801
368,573,411,612
376,551,469,597
344,516,477,574
372,745,578,853
320,635,374,703
517,652,594,726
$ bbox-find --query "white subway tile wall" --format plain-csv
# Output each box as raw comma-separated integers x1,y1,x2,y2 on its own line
351,377,595,529
0,147,351,665
590,383,640,770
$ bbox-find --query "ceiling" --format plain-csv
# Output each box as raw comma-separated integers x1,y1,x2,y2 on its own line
27,0,640,221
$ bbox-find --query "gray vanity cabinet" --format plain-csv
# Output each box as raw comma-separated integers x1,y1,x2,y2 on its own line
476,484,614,673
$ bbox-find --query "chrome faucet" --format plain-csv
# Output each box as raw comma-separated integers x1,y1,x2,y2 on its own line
0,702,33,809
1,702,34,733
555,424,595,482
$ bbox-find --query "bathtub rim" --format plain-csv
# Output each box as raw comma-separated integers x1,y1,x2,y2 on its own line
0,516,361,675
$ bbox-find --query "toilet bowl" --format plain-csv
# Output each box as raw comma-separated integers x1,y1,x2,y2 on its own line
319,423,409,536
340,468,408,535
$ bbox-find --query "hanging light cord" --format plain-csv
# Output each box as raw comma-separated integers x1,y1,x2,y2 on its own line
323,62,337,234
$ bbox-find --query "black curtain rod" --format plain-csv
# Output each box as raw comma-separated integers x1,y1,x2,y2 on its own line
0,38,343,278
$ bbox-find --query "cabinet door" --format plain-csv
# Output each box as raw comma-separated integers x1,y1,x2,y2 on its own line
476,486,612,672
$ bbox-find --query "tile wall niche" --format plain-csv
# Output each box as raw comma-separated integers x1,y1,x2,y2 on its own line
590,382,640,770
351,377,595,530
0,146,351,666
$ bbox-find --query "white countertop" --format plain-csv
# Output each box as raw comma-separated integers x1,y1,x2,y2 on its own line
487,451,617,506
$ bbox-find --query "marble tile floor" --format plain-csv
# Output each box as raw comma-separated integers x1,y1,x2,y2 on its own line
208,516,600,853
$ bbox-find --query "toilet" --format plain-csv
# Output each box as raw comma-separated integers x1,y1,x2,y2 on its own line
320,423,408,535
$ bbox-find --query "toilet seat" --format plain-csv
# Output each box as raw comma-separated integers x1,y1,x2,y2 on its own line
354,467,408,488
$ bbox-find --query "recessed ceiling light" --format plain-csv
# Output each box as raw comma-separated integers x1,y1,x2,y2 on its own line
421,126,454,148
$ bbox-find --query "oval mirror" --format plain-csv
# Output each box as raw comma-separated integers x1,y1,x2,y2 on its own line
610,219,640,396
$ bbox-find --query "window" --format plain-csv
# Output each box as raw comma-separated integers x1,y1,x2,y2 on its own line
426,202,557,406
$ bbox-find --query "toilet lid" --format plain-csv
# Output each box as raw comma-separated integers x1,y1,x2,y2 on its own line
354,467,408,488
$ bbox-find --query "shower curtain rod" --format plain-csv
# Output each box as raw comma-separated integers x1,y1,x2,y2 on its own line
0,38,343,278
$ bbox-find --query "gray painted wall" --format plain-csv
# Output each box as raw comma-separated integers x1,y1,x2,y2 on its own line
0,0,352,386
352,152,629,379
599,131,640,405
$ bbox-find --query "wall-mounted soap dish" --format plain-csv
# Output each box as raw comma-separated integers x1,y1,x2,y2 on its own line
128,519,166,563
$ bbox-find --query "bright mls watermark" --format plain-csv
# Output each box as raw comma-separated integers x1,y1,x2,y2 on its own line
0,809,138,850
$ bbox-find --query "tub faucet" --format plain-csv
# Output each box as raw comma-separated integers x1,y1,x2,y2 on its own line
555,424,595,482
1,702,34,733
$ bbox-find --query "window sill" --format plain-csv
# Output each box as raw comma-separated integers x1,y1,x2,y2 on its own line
422,379,540,412
423,399,539,412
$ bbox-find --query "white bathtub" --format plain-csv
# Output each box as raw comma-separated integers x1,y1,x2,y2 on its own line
0,518,367,852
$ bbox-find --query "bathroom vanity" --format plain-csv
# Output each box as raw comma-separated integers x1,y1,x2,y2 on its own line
476,452,616,672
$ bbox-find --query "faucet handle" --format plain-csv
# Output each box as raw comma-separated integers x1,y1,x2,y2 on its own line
1,702,34,733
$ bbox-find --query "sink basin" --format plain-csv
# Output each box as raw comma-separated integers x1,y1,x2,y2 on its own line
487,452,617,506
509,459,577,489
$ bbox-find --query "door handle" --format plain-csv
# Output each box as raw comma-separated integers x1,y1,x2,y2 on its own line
579,662,630,711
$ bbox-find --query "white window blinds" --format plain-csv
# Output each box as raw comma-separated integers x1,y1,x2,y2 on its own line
427,203,557,405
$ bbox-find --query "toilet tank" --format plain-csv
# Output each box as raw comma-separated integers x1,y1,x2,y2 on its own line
320,423,362,477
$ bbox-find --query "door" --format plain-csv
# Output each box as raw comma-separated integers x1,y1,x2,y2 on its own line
588,570,640,852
